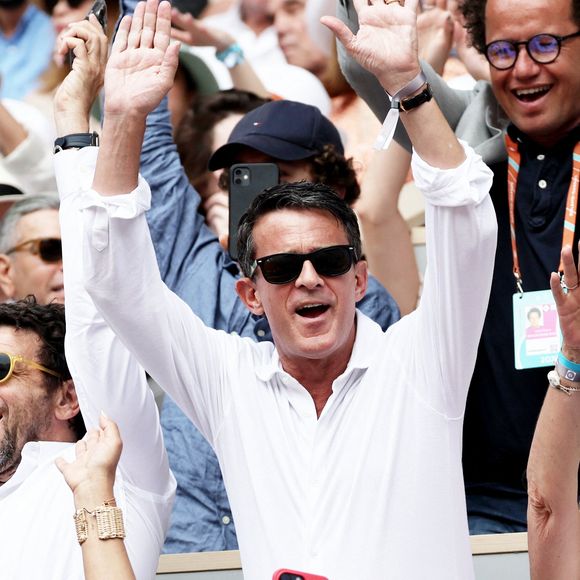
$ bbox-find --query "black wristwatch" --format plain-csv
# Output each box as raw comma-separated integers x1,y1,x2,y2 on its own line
399,83,433,112
54,132,99,153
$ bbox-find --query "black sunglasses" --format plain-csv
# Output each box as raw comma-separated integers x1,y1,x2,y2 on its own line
485,31,580,70
6,238,62,263
0,352,61,383
250,245,357,285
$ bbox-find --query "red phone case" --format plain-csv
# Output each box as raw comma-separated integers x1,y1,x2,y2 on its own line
272,569,329,580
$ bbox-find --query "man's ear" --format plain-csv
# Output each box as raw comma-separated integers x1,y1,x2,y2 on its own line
235,277,265,316
0,254,15,301
354,259,368,303
53,379,80,423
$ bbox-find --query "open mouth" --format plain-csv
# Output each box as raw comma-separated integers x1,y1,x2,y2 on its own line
513,85,552,103
296,304,330,318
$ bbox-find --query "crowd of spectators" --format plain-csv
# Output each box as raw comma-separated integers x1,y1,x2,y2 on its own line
0,0,578,577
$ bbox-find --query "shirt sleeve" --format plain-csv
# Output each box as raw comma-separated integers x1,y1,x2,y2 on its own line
56,146,175,499
404,141,497,417
55,147,244,445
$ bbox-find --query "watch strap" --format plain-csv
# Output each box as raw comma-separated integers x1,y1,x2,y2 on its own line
400,83,433,112
54,132,99,153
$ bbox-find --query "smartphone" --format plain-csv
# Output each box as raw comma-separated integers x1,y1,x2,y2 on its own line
272,570,329,580
68,0,108,65
228,162,279,260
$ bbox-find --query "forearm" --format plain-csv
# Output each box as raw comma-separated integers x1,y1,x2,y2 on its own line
229,61,269,98
527,384,580,580
93,115,144,195
0,102,28,156
73,481,136,580
356,143,420,315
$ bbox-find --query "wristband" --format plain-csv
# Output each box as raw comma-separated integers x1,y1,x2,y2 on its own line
54,132,99,154
215,43,245,69
557,351,580,373
374,70,428,151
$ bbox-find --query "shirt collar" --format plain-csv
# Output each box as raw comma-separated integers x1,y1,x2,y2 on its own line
254,309,384,383
0,441,73,498
507,124,580,154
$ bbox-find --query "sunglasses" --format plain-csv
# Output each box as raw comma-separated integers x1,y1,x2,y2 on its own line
0,352,61,384
250,245,357,285
6,238,62,263
485,31,580,70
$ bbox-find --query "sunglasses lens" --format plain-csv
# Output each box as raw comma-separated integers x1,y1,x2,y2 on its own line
39,239,62,263
529,34,559,62
313,247,353,277
258,246,354,284
0,353,12,382
260,254,303,284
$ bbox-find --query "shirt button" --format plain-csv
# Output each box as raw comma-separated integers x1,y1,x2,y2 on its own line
221,515,231,525
537,154,545,161
538,179,547,189
256,329,266,337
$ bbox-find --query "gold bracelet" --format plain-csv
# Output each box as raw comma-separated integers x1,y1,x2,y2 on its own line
73,498,125,545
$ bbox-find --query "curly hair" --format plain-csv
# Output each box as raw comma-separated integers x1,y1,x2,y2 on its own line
236,181,362,278
459,0,580,54
175,90,271,196
0,297,85,439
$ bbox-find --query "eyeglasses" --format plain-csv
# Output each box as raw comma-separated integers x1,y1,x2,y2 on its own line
250,245,357,285
0,352,61,384
485,31,580,70
6,238,62,263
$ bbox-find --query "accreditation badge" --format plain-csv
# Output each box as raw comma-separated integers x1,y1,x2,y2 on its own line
513,289,561,369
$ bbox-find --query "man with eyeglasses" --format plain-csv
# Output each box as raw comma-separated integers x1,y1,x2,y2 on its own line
338,0,580,535
0,195,64,305
55,0,497,577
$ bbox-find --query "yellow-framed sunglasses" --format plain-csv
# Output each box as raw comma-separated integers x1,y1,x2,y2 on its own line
0,352,61,383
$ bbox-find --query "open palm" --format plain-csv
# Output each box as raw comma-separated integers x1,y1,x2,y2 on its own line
322,0,420,94
105,0,179,118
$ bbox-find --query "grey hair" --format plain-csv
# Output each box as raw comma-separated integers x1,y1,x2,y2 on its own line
0,195,60,254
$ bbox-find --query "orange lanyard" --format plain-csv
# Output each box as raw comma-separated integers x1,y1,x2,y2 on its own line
505,134,580,293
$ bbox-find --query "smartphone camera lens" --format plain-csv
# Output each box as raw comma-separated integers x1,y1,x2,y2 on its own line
234,178,242,185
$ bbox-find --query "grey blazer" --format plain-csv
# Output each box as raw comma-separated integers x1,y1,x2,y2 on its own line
336,0,510,165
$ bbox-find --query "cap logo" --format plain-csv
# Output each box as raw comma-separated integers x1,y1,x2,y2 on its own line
253,122,261,126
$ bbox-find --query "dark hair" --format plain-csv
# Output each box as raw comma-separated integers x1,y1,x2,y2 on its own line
0,296,85,439
459,0,580,54
175,90,271,196
218,143,361,206
236,181,362,277
527,307,542,319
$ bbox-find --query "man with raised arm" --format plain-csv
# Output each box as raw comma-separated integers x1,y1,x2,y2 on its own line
55,0,496,577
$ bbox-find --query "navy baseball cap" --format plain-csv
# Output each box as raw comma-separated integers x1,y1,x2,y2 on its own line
208,100,344,171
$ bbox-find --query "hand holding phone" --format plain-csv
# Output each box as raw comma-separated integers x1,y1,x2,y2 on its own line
68,0,108,66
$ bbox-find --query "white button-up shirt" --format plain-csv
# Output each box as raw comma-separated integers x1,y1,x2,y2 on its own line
55,143,496,580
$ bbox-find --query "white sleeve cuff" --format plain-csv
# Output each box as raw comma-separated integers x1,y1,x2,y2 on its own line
411,140,493,207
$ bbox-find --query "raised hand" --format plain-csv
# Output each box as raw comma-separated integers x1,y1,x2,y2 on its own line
417,0,454,75
551,244,580,350
56,413,123,496
171,8,235,52
54,15,108,133
321,0,421,95
104,0,180,118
